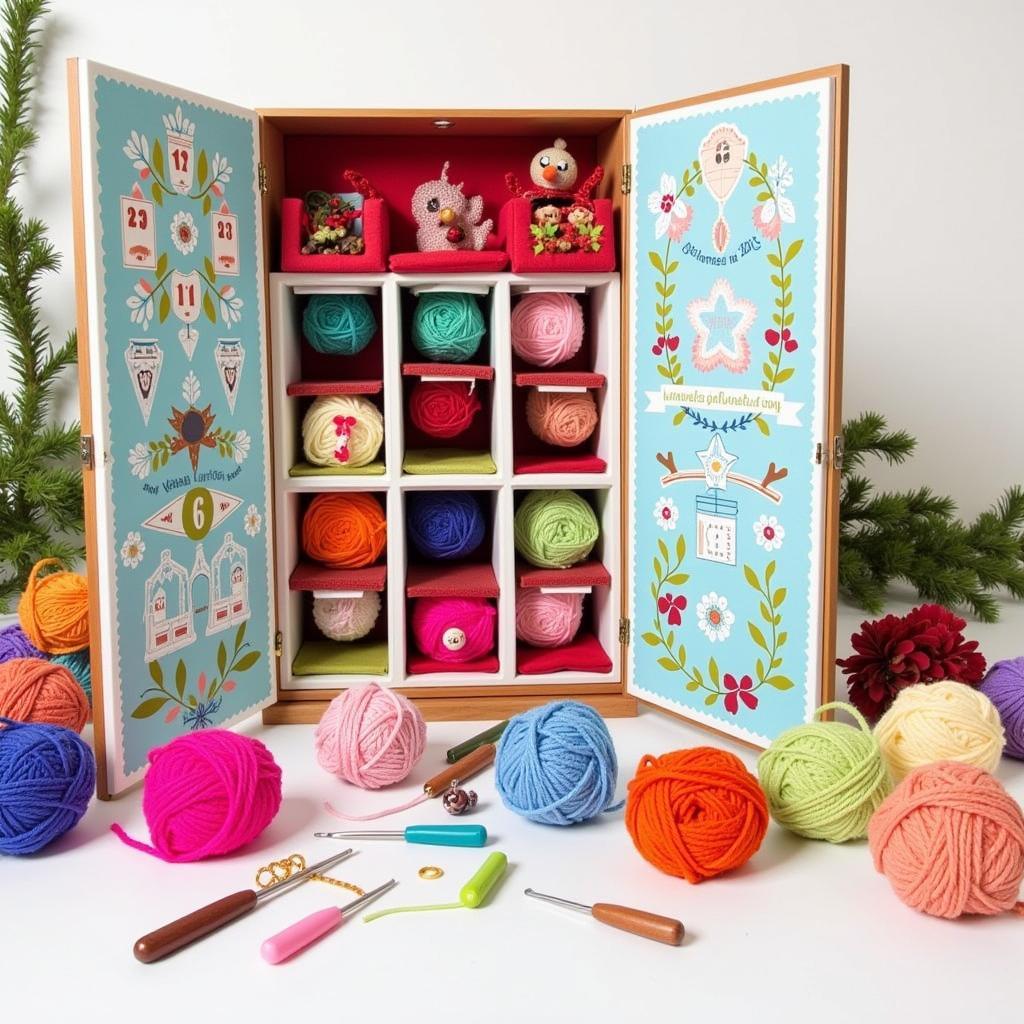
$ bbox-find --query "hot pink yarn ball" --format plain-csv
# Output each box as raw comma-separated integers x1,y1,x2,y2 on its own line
511,292,584,367
516,590,584,648
314,682,426,789
110,730,282,862
411,597,496,663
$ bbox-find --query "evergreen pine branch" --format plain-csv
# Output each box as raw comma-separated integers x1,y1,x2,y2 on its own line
840,410,916,473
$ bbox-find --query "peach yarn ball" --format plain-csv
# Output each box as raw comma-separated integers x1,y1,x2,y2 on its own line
0,657,89,733
511,292,584,367
526,391,598,448
301,493,387,569
18,558,89,655
868,761,1024,918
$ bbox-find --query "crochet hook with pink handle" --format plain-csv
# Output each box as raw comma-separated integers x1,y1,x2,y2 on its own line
261,879,398,964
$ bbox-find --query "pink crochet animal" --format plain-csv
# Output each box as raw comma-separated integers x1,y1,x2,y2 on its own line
411,162,492,251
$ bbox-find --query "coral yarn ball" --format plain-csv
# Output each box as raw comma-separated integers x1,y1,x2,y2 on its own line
314,683,426,789
511,292,584,367
526,390,598,448
18,558,89,654
981,657,1024,759
757,702,892,842
626,747,769,883
868,761,1024,918
0,658,89,733
302,492,387,569
111,730,283,862
409,380,481,439
875,681,1005,781
516,590,584,648
411,597,496,663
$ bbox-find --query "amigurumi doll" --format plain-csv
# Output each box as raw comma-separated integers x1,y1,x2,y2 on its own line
411,162,492,251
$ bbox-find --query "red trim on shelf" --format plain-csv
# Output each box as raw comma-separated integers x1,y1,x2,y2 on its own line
286,379,384,397
514,371,606,389
389,249,509,273
407,653,501,675
402,362,495,381
516,632,612,675
289,561,387,592
406,562,499,599
513,453,608,475
517,560,611,589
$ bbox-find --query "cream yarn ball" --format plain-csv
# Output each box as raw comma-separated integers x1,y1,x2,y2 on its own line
302,395,384,468
313,592,382,641
875,681,1005,781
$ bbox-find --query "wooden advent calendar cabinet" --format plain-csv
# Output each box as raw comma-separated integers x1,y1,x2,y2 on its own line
68,60,847,796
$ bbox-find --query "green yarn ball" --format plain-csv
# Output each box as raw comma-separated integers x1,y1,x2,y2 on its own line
52,649,92,704
411,292,485,363
514,490,599,569
303,294,377,355
757,702,892,843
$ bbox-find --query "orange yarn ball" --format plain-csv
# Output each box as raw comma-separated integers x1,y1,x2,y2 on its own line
18,558,89,655
0,657,89,733
302,493,387,569
868,760,1024,919
626,747,769,883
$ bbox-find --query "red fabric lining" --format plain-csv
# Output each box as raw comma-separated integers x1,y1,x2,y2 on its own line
516,632,612,674
402,363,494,381
286,379,383,396
501,198,616,273
289,561,388,592
407,653,500,675
513,453,607,475
280,197,389,273
514,372,605,389
517,560,611,589
406,562,499,598
390,250,509,273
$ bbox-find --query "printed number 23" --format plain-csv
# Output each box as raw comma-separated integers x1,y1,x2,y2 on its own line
126,205,148,229
217,219,233,240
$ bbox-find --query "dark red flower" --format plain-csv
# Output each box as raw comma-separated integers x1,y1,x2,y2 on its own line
657,592,687,626
836,605,985,722
724,673,757,714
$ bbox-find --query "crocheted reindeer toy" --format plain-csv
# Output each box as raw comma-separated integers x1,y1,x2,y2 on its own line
411,162,492,251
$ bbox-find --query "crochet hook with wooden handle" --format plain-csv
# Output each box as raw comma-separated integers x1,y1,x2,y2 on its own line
523,888,684,946
133,848,355,963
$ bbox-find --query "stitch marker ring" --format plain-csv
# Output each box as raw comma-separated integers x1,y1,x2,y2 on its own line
418,865,444,880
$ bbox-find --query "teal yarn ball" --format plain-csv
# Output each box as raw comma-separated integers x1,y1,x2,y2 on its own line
303,294,377,355
52,650,92,704
411,292,485,363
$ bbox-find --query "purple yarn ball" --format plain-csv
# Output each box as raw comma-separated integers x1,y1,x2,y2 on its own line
980,657,1024,759
0,624,42,665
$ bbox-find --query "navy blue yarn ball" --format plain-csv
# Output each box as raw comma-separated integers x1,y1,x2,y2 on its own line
407,492,485,561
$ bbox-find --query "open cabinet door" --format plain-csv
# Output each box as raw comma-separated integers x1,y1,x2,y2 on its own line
624,67,848,747
68,61,275,796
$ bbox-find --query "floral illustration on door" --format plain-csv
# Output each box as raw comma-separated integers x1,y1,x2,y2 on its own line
629,80,835,744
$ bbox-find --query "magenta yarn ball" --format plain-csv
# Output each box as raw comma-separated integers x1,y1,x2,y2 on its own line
411,597,496,663
516,590,584,648
511,292,584,367
981,657,1024,759
314,682,426,788
110,729,282,862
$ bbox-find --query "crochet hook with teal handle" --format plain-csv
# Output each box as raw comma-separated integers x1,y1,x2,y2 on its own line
314,824,487,847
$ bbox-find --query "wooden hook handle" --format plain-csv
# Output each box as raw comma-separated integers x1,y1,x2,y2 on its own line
423,742,496,796
592,903,685,946
134,889,258,963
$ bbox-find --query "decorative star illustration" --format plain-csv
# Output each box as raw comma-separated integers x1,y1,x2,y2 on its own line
687,278,756,373
696,432,738,490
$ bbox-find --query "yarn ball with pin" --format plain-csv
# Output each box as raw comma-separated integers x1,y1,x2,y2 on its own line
303,293,377,355
511,292,584,368
313,592,382,642
314,682,427,789
302,395,384,468
411,597,496,663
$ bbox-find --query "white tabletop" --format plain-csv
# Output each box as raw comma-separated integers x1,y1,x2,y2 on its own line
4,596,1023,1024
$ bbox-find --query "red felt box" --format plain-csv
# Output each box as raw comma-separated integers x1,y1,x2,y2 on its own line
500,198,616,274
280,196,389,273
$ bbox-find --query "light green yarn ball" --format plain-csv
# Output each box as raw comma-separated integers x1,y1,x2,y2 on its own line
757,702,892,843
514,490,599,569
411,292,485,363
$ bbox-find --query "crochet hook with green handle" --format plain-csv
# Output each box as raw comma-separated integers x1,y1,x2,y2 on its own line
313,824,487,847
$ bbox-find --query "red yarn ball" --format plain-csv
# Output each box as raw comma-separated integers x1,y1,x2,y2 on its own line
409,381,482,439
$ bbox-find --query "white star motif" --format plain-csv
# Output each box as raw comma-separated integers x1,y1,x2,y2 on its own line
696,433,738,490
687,278,756,373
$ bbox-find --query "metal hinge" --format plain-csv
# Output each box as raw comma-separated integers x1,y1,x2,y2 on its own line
80,434,94,469
815,441,828,466
833,434,844,470
258,162,269,195
618,617,631,646
621,163,632,195
274,631,283,656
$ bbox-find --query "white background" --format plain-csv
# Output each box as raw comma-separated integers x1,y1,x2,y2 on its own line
7,0,1024,517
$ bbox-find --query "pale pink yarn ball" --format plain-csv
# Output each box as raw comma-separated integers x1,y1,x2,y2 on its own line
511,293,584,367
516,590,584,648
314,682,426,789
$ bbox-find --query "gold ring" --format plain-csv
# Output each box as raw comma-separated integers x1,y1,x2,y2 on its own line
418,866,444,880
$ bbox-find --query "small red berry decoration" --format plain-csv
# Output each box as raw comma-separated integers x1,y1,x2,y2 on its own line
765,327,798,352
446,226,465,244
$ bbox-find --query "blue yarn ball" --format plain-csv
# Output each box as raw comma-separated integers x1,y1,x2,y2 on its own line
496,701,622,826
0,717,95,855
0,623,42,665
303,294,377,355
411,292,485,363
407,492,485,561
52,650,92,704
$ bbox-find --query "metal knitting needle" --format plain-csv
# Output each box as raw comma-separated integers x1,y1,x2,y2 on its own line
133,849,356,963
314,824,487,847
524,888,685,946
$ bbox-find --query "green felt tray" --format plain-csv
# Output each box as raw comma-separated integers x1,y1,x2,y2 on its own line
402,449,496,475
291,640,389,676
289,460,387,477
